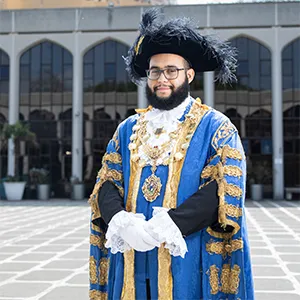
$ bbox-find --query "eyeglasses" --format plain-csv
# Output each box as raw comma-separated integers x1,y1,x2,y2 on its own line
146,67,188,80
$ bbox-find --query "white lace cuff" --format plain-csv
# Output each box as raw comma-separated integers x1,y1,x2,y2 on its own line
147,207,188,258
105,211,144,254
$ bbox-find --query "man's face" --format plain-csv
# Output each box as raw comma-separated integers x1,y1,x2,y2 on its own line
146,53,195,110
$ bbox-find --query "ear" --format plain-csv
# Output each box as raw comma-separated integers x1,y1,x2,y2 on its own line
187,68,195,84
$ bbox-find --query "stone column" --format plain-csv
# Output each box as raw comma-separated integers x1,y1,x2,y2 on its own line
271,27,284,200
72,32,83,181
204,71,215,108
138,81,147,108
8,34,19,176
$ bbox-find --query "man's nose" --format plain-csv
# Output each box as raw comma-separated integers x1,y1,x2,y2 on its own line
157,71,168,83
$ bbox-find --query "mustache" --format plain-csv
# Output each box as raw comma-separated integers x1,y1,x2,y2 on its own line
154,85,173,91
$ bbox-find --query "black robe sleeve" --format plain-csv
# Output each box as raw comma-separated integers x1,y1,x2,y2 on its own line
97,181,125,225
97,180,233,237
168,181,233,237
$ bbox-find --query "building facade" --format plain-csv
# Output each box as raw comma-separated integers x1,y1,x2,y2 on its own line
0,0,176,10
0,2,299,199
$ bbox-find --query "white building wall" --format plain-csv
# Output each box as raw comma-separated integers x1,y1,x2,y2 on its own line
0,2,299,198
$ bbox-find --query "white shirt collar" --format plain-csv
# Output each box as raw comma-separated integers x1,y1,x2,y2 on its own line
144,96,191,124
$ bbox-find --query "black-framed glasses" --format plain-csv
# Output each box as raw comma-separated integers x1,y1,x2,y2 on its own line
146,67,188,80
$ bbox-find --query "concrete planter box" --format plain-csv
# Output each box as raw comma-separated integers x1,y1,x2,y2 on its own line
251,184,263,201
72,184,85,200
37,184,50,200
3,182,26,201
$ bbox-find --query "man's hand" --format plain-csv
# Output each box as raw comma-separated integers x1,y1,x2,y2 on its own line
119,217,161,252
105,211,161,253
143,207,188,258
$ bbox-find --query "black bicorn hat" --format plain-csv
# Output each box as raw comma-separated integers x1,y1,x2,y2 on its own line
124,8,237,85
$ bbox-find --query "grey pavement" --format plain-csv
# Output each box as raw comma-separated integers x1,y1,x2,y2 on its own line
0,199,300,300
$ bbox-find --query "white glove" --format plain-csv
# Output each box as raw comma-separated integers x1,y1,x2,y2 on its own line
119,216,160,252
144,207,188,258
105,211,160,253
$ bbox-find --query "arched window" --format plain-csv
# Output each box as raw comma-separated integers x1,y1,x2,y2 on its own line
282,38,300,188
0,49,9,108
224,108,242,133
215,36,272,194
0,49,9,180
83,40,137,184
190,73,204,100
20,41,73,197
83,39,137,121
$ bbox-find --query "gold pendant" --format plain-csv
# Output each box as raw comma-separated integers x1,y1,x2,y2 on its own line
142,173,162,202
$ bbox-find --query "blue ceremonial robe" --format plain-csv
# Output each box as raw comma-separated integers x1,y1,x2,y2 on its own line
89,97,255,300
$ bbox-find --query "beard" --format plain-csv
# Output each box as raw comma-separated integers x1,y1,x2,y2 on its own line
146,77,189,111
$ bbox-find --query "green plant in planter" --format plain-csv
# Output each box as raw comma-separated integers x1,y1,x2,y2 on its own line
29,168,50,185
0,121,36,181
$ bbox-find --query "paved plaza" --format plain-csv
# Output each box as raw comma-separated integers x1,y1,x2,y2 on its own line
0,200,300,300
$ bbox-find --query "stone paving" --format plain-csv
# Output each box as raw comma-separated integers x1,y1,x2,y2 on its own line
0,199,300,300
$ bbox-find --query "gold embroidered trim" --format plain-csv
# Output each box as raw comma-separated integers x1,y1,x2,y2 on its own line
158,246,173,300
201,164,242,180
89,162,124,223
90,198,101,222
112,128,120,152
99,258,109,285
96,165,123,183
221,264,241,294
206,239,243,257
90,233,107,253
230,265,241,294
199,179,214,190
203,142,244,239
122,122,144,299
163,99,209,209
121,250,135,300
221,264,230,294
135,35,145,54
218,145,243,163
207,145,243,165
225,204,243,218
135,105,152,114
89,290,108,300
209,265,219,295
207,219,240,239
224,165,242,177
158,99,209,300
225,183,243,199
91,223,102,233
212,120,236,150
102,152,122,165
90,256,98,285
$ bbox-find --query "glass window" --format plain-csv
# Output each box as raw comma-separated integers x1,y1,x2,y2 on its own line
215,37,272,191
282,38,300,188
83,40,137,185
261,61,271,76
0,65,9,80
42,42,52,64
20,41,73,197
238,61,249,76
105,63,116,80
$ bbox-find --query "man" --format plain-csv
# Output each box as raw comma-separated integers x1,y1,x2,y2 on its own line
89,8,254,300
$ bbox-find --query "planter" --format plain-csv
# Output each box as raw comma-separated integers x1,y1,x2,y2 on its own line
251,184,263,201
3,182,26,201
72,184,85,200
37,184,50,200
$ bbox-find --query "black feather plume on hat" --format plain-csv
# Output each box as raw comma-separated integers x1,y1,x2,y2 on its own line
124,8,237,85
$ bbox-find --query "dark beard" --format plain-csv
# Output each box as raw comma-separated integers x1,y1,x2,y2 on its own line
146,77,189,111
